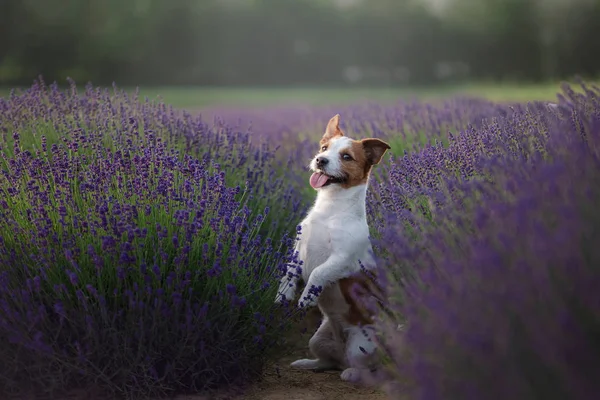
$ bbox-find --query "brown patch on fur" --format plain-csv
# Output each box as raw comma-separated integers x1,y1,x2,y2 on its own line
339,138,391,189
339,273,386,326
361,138,391,165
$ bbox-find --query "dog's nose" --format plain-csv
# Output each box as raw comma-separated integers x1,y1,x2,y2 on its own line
316,157,329,168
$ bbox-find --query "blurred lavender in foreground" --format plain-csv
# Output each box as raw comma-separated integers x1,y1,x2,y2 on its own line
366,83,600,400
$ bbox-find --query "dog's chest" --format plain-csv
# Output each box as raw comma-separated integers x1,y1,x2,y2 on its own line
296,216,334,281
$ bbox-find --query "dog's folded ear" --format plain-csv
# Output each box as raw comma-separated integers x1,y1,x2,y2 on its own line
321,114,344,144
361,138,391,165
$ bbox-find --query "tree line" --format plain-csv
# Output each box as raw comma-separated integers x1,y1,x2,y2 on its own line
1,0,599,87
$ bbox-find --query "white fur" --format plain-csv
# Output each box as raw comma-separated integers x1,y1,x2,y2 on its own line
275,134,380,382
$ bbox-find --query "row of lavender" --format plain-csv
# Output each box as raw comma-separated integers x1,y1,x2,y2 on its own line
365,84,600,400
0,78,307,399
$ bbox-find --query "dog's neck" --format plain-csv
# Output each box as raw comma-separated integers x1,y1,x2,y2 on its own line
312,182,368,218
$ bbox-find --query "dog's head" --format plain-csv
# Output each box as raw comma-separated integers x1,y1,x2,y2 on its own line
309,114,391,190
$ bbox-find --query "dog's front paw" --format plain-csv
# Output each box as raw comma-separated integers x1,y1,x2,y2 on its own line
298,295,318,309
275,279,297,304
298,286,321,309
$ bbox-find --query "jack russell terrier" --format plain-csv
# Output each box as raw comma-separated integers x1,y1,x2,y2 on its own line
275,114,391,383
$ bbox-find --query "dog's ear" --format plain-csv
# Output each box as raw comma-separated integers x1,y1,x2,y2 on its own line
361,138,391,165
320,114,344,145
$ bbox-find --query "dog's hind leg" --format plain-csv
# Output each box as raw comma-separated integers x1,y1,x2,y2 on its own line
290,318,344,371
340,325,378,383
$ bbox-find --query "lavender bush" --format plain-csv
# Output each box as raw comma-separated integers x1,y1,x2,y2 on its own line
0,78,303,398
367,83,600,400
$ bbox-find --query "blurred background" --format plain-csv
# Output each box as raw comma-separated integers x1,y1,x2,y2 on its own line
1,0,599,106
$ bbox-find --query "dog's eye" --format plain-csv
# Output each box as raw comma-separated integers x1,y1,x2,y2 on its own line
342,154,353,161
321,146,327,152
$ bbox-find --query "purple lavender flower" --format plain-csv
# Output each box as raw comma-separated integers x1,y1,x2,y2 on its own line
0,77,302,398
362,83,600,400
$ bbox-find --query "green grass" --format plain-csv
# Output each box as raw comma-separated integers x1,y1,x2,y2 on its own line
1,81,594,109
129,82,588,108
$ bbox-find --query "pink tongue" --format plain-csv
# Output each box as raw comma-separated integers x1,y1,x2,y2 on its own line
309,172,330,189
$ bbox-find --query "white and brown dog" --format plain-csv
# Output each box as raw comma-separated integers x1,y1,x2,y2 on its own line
275,114,390,383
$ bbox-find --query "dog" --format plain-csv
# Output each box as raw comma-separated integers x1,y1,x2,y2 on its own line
275,114,391,383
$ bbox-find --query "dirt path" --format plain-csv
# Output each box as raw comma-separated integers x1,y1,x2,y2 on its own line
229,352,389,400
230,339,388,399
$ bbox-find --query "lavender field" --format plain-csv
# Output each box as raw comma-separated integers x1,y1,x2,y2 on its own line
1,78,599,400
